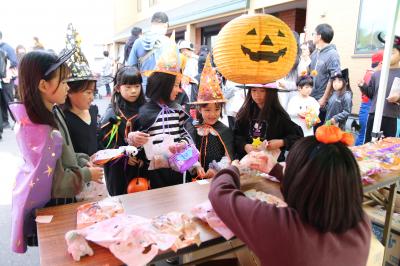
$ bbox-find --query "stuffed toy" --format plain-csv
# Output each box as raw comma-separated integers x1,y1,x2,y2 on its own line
65,231,94,261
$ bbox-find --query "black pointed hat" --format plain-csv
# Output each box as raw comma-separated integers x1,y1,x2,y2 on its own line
331,68,349,84
64,23,112,86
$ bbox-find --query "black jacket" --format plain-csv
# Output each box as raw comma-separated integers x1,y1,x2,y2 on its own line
187,121,234,171
99,100,145,196
124,35,140,63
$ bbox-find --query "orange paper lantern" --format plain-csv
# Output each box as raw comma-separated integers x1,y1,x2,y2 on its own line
127,177,150,193
213,14,297,84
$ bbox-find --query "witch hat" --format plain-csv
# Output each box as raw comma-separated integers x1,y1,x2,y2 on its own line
64,23,112,86
190,54,226,104
331,68,349,84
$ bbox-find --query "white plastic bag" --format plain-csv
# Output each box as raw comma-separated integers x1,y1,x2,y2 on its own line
143,134,175,160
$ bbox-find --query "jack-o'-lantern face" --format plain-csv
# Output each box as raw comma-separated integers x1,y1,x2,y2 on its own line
213,14,297,84
241,28,288,62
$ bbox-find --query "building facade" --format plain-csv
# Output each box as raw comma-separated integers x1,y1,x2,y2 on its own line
112,0,399,113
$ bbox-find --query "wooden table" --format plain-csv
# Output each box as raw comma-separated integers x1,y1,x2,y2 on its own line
37,176,280,266
363,171,400,264
37,171,399,266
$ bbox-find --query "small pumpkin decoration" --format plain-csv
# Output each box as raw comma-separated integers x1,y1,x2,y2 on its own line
311,70,318,77
213,14,297,84
340,132,355,146
315,124,343,144
315,124,355,146
127,177,150,193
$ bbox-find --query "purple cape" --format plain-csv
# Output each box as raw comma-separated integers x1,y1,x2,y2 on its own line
9,103,62,253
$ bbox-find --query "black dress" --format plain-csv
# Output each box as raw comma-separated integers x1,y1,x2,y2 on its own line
99,99,146,196
234,103,304,161
64,105,99,156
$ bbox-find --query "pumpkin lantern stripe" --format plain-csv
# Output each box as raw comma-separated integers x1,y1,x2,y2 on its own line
213,14,297,84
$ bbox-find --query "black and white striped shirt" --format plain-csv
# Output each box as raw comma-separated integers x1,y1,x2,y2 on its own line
136,102,191,145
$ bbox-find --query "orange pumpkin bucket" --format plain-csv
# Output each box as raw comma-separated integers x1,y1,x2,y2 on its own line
213,14,297,84
127,177,150,193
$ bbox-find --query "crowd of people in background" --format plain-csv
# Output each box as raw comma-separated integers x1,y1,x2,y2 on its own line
4,10,400,265
1,13,399,188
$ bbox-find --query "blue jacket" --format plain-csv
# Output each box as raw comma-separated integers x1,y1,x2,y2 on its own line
127,31,170,92
0,42,18,68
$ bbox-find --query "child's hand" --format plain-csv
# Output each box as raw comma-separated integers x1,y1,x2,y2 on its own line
127,157,143,167
244,144,257,154
357,79,365,87
169,142,187,154
387,93,400,103
318,98,327,108
89,167,104,184
196,166,206,178
205,168,217,178
266,139,284,150
127,131,150,147
237,151,277,174
260,140,269,150
247,152,277,174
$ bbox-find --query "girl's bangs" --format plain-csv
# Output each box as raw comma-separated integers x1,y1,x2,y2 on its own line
120,72,142,85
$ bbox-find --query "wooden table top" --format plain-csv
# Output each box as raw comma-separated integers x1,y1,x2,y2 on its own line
363,171,400,193
36,166,400,266
37,176,281,266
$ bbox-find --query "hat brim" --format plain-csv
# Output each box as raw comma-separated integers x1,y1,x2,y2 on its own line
237,84,297,92
188,99,227,105
44,47,76,77
143,70,196,83
180,46,194,51
66,75,113,87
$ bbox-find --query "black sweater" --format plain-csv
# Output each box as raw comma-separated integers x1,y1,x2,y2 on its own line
64,105,99,156
234,104,304,160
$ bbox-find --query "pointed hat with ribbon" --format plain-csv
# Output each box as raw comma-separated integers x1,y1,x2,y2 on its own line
190,54,226,104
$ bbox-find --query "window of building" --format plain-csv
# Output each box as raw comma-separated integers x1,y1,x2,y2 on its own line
355,0,400,54
149,0,157,7
201,24,222,49
137,0,142,12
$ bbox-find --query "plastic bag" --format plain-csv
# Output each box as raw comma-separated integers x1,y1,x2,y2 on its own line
148,154,170,170
143,134,174,160
76,198,124,229
75,181,109,202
